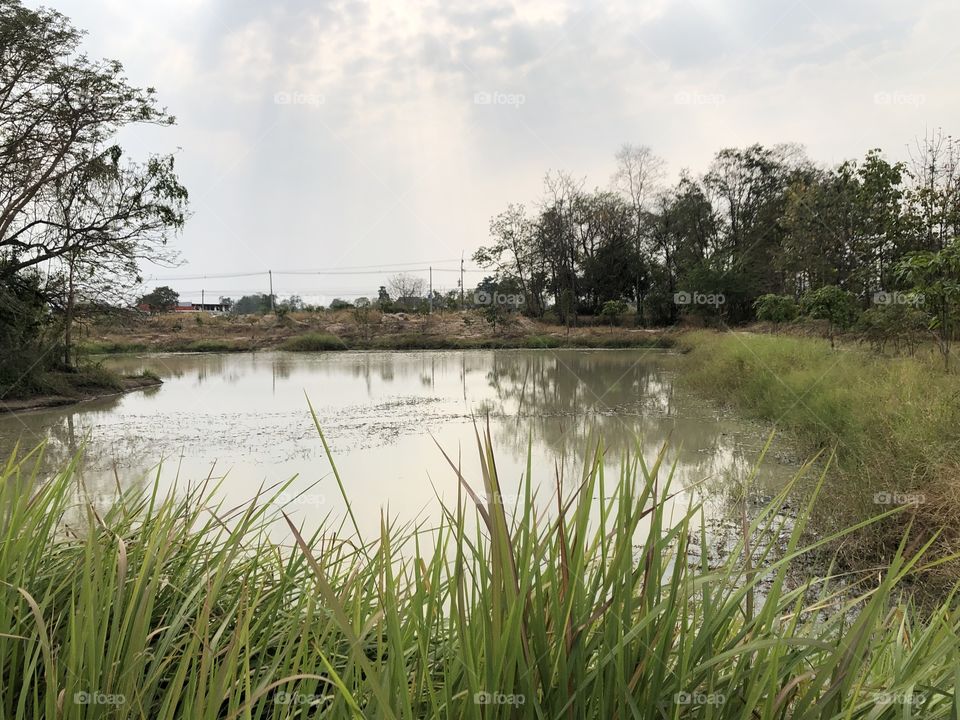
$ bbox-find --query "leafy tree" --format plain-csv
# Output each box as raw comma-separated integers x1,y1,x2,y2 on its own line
231,294,273,315
137,285,179,313
474,204,544,316
800,285,860,348
0,1,187,372
895,241,960,369
329,298,353,311
704,144,804,304
279,295,304,312
600,299,628,326
0,271,58,392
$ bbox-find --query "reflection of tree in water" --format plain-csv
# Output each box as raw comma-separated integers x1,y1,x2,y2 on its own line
466,351,787,494
104,354,237,384
0,392,158,503
324,352,497,392
16,349,796,507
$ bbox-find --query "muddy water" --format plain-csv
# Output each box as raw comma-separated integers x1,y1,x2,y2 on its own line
0,349,801,539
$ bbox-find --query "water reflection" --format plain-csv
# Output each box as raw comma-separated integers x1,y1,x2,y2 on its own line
0,350,798,535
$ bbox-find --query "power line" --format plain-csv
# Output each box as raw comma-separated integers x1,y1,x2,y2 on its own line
144,263,484,282
279,267,481,275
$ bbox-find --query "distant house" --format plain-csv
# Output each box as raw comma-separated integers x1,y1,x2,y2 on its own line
176,302,226,313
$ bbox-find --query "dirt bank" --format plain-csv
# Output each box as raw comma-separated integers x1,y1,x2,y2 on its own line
1,375,162,414
78,309,675,353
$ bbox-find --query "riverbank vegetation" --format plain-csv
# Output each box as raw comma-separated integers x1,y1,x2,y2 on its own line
680,330,960,594
0,364,160,412
3,427,960,719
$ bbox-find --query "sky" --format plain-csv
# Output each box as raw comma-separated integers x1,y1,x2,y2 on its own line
36,0,960,304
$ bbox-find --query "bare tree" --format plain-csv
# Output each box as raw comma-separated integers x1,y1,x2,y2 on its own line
612,144,665,220
907,129,960,252
387,273,425,301
611,146,665,324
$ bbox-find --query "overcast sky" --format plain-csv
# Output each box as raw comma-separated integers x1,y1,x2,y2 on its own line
38,0,959,303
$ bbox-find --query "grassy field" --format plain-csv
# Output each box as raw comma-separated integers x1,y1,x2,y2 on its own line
678,330,960,593
2,416,959,718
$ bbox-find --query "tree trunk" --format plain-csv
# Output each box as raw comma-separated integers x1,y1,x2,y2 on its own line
64,256,76,368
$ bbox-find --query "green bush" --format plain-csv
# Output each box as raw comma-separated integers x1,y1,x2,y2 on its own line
279,333,347,351
753,294,799,324
857,304,931,354
799,285,860,329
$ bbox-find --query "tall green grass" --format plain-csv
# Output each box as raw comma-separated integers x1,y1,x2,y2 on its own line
2,419,959,718
679,330,960,589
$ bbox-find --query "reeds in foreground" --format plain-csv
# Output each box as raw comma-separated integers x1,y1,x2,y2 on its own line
1,415,958,719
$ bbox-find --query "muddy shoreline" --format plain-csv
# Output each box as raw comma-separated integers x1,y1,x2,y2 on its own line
1,376,162,414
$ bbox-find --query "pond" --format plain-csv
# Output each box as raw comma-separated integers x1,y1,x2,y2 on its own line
0,349,801,539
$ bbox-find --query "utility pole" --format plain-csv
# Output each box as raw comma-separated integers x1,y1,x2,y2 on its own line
460,253,465,308
268,270,275,313
429,266,433,314
201,288,204,310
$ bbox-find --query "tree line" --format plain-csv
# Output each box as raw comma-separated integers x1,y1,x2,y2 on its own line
472,137,960,336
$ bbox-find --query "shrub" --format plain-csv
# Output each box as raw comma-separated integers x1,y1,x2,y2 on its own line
857,304,931,354
799,285,860,346
279,333,346,351
799,285,859,329
753,294,799,324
